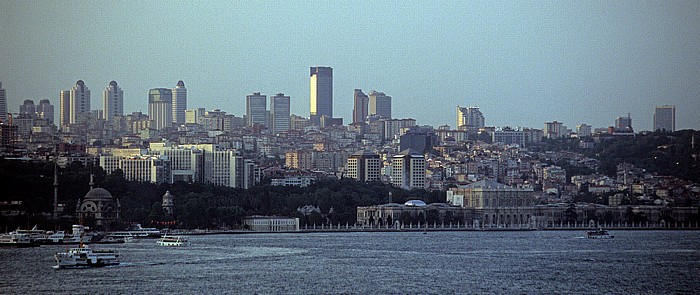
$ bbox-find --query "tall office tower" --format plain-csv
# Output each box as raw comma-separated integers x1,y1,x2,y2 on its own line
368,90,391,119
246,92,268,128
37,99,54,125
309,66,333,125
172,80,187,125
19,99,36,118
103,81,123,122
391,149,426,190
654,105,676,132
615,113,632,130
456,106,485,131
59,90,70,127
352,89,368,124
0,82,6,123
346,149,381,182
270,93,290,134
69,80,91,124
148,88,173,130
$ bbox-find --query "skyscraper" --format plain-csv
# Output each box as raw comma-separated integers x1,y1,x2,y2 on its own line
37,99,54,125
103,81,123,122
0,82,6,123
309,66,333,125
456,106,484,131
59,90,70,127
148,88,173,130
19,99,36,118
246,92,267,128
172,80,187,125
352,89,368,124
70,80,90,124
653,105,676,132
270,93,290,134
369,90,391,119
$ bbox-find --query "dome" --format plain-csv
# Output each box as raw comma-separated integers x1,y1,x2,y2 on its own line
404,200,427,207
84,188,113,201
176,80,185,87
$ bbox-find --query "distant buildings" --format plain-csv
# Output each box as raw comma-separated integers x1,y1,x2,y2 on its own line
103,81,123,123
492,127,526,147
246,92,267,128
309,66,333,125
172,80,187,126
368,90,391,120
391,149,426,189
352,89,368,124
148,88,173,130
37,99,54,125
59,90,70,128
69,80,90,124
544,121,565,139
0,82,6,123
615,114,632,130
654,105,675,132
269,93,290,134
446,180,534,226
19,99,35,118
346,149,381,182
576,124,592,137
399,126,436,154
456,106,484,131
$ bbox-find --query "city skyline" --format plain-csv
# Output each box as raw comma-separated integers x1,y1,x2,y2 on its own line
1,2,698,130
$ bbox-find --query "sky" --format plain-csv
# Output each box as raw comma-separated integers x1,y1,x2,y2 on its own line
1,1,698,131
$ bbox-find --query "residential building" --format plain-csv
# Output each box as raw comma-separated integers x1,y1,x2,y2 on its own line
492,128,526,146
654,105,676,132
310,66,333,125
172,80,187,126
368,90,391,119
576,124,592,137
346,150,381,182
544,121,565,139
103,81,123,122
148,88,173,130
456,106,484,131
70,80,91,124
269,93,290,134
391,149,426,189
352,89,368,124
246,92,267,128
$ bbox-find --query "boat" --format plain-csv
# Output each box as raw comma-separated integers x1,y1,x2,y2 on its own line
586,228,614,239
0,232,38,247
157,235,189,246
96,233,135,244
54,245,120,268
107,224,161,238
10,226,48,244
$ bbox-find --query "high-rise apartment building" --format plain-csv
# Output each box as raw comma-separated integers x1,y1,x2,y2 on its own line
246,92,267,128
576,124,592,137
148,88,173,130
172,80,187,126
270,93,290,134
391,149,426,190
103,81,123,122
352,89,368,124
346,150,381,182
37,99,54,125
653,105,676,132
70,80,90,124
59,90,70,127
369,90,391,119
456,106,484,131
309,66,333,125
19,100,36,118
0,82,6,123
544,121,565,139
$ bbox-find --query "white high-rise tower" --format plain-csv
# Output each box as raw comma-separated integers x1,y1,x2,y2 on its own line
70,80,91,124
172,80,187,125
103,81,123,122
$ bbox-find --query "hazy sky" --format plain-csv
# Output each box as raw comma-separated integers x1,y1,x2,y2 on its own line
1,1,698,131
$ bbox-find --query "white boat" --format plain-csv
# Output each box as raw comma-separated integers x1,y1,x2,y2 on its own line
586,228,614,239
157,235,189,246
108,224,161,238
10,226,48,244
54,245,120,268
0,233,37,247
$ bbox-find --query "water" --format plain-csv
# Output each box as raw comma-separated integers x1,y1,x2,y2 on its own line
1,230,699,294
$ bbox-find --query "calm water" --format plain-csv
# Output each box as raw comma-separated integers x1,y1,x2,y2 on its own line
1,230,699,294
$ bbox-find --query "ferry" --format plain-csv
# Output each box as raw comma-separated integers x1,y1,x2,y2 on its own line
0,232,38,247
108,224,161,238
54,245,120,268
157,235,189,246
586,228,614,239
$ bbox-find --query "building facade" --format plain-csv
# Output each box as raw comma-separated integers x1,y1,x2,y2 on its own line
243,216,300,232
456,106,484,131
37,99,54,125
310,66,333,125
70,80,91,124
172,80,187,126
59,90,70,128
246,92,267,128
352,89,368,124
653,105,675,132
346,149,381,182
0,82,6,123
148,88,173,131
391,149,426,189
369,90,391,119
103,81,123,123
446,180,535,227
269,93,290,134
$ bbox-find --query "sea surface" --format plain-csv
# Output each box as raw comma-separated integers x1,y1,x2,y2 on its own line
1,230,699,294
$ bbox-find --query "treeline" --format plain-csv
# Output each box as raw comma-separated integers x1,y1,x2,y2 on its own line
0,159,444,230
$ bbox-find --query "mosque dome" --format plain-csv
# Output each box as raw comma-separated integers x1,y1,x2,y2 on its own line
404,200,427,207
83,188,113,201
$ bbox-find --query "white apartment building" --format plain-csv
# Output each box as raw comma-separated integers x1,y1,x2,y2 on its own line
391,149,426,189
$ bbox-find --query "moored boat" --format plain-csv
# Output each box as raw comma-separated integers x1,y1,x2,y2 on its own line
0,233,38,247
586,228,614,239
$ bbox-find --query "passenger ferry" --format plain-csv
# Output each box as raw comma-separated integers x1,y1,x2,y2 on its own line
586,228,614,239
157,235,189,246
54,245,120,268
0,232,37,247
